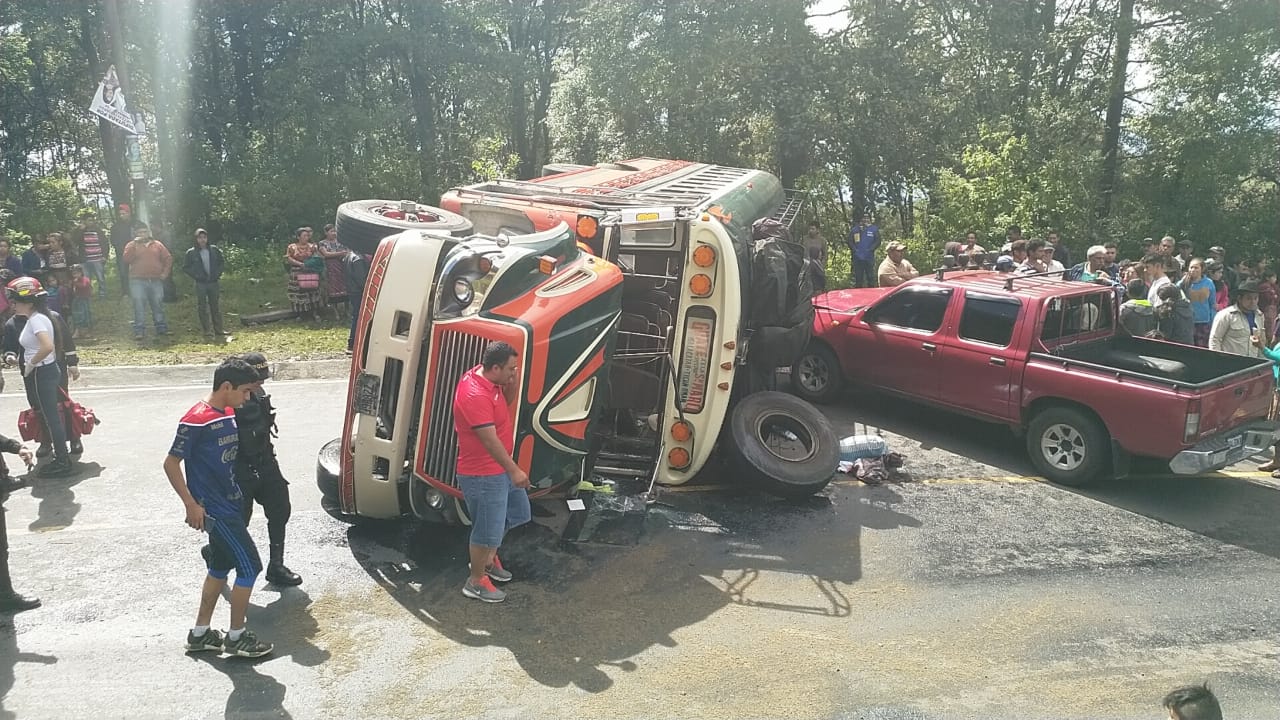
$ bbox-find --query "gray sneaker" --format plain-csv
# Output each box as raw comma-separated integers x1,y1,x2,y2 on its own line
184,628,224,652
223,629,273,658
469,557,512,584
461,577,507,603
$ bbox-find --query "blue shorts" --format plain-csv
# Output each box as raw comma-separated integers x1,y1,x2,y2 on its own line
204,515,263,588
457,472,531,548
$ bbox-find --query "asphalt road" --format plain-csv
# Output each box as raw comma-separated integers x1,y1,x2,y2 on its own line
1,378,1278,719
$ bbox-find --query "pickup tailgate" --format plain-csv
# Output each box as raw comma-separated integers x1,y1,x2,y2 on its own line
1192,367,1274,442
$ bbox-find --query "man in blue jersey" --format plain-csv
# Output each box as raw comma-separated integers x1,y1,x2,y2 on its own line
163,357,274,658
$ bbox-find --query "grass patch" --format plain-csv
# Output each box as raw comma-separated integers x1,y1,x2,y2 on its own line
73,254,350,366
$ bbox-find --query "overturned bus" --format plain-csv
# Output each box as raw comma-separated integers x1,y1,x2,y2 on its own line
317,158,838,524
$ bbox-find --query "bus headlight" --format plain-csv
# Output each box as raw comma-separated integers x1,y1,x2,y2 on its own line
452,278,474,305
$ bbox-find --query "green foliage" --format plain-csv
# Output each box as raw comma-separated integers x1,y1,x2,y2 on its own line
0,0,1274,277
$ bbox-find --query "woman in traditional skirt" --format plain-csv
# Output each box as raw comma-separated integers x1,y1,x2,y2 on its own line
318,223,350,314
284,227,324,318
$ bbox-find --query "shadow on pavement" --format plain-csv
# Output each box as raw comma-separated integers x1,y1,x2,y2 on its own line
27,461,103,532
0,618,57,720
823,390,1034,478
1072,473,1280,560
349,481,920,692
190,589,328,719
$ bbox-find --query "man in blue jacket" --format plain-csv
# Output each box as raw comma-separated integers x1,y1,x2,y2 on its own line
846,212,880,288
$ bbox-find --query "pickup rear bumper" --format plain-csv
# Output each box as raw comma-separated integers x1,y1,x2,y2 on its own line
1168,421,1280,475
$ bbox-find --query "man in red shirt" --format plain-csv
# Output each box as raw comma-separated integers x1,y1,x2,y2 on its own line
453,341,530,603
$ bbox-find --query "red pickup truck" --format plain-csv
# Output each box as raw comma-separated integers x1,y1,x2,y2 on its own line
791,271,1279,486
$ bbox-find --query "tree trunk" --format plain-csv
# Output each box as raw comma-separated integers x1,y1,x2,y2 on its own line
80,6,130,209
1096,0,1135,221
404,3,440,198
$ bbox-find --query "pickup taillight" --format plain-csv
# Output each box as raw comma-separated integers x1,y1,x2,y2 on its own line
1183,399,1201,443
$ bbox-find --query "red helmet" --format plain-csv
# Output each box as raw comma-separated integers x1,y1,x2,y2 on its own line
5,276,47,301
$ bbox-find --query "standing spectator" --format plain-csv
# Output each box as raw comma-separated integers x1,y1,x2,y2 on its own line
233,352,301,586
1103,242,1120,279
1066,245,1116,283
845,212,880,289
1146,254,1180,306
5,277,73,477
1047,230,1070,268
1209,279,1262,357
163,357,273,658
4,292,83,456
803,221,827,266
877,242,918,287
1208,246,1235,293
318,224,349,313
1161,684,1222,720
344,251,371,355
1156,284,1195,345
45,232,72,300
0,433,38,612
1119,279,1159,338
20,235,51,280
994,239,1027,272
284,227,324,319
1159,235,1176,258
1016,239,1049,274
1175,240,1194,271
453,341,530,603
182,229,227,339
1204,259,1231,312
1180,258,1216,346
0,239,22,276
1258,268,1278,344
109,204,133,295
123,222,172,340
74,211,109,298
1141,237,1158,257
69,265,93,339
1255,333,1280,476
1006,225,1024,245
960,231,986,257
802,221,828,291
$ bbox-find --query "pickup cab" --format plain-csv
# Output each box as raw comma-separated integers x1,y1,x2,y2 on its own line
790,270,1279,486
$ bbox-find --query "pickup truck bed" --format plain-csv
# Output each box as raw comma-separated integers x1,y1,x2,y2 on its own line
1051,335,1266,385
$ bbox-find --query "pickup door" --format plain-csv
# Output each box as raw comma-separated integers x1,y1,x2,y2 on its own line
934,291,1024,422
840,286,954,402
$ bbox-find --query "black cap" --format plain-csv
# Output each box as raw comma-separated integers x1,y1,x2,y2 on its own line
241,352,271,381
1237,279,1262,295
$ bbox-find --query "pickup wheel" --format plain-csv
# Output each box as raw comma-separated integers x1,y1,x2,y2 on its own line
1026,407,1110,487
725,391,839,498
791,343,843,404
335,199,473,255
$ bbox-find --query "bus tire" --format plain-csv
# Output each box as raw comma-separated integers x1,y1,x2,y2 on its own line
726,391,838,498
335,199,473,255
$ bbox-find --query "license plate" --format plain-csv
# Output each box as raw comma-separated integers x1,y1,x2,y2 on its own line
354,372,381,416
1227,434,1244,450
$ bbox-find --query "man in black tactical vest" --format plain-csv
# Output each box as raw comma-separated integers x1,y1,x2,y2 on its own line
236,353,302,586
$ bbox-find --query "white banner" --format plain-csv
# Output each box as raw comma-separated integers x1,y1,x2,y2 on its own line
89,65,137,134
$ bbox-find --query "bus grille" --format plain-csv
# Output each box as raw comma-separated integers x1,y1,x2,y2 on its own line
421,329,491,487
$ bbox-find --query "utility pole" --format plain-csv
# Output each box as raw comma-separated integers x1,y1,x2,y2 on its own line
102,0,148,225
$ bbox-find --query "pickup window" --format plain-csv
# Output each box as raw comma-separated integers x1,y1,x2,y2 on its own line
959,294,1021,347
866,287,953,332
1041,291,1114,345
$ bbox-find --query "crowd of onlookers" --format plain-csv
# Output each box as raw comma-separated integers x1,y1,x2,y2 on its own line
0,204,374,350
812,215,1280,478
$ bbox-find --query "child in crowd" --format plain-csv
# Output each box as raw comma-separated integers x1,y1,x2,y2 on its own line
44,274,63,317
70,264,93,338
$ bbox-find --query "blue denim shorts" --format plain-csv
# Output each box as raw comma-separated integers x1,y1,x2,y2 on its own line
456,472,531,548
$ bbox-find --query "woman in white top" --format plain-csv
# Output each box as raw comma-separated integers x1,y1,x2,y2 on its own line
5,277,72,477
